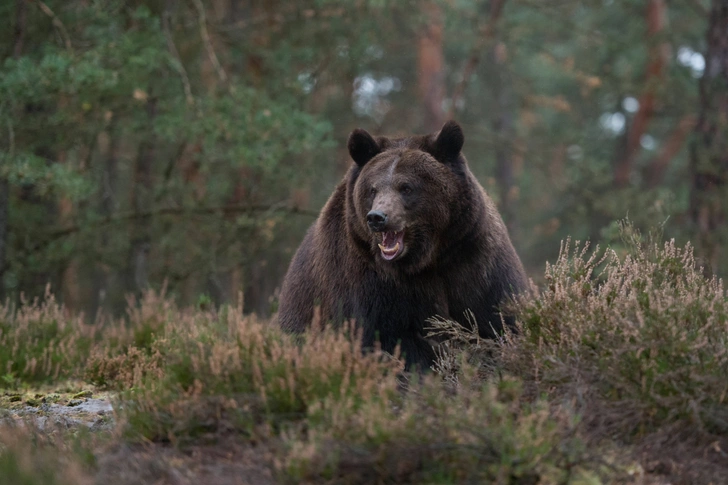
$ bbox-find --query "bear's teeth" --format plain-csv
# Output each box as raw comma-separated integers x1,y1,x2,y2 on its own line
378,242,400,255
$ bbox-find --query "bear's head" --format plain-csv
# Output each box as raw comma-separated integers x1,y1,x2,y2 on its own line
346,121,472,273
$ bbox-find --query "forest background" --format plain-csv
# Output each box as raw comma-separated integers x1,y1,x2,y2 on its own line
2,0,727,317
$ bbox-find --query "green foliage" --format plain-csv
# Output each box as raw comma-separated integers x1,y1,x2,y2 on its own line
109,306,402,443
0,0,334,310
283,369,592,484
74,291,595,482
504,222,728,437
0,0,721,314
0,292,96,388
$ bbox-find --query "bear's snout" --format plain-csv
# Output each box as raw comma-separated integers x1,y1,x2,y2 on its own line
366,210,388,232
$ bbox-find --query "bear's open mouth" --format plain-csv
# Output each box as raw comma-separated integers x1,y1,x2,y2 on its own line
378,230,405,260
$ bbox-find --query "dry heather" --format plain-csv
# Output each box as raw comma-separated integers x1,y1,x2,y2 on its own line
430,223,728,482
0,290,594,483
504,226,728,438
2,223,728,484
99,298,589,483
0,288,99,387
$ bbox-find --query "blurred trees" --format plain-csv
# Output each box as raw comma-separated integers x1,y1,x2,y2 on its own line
691,0,728,273
0,0,724,316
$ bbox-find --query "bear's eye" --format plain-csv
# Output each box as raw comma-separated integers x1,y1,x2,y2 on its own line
400,184,413,195
369,187,377,196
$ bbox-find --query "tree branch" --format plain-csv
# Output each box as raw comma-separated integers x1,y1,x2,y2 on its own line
22,203,318,257
191,0,228,85
162,8,194,106
32,0,73,54
645,115,696,188
448,0,507,119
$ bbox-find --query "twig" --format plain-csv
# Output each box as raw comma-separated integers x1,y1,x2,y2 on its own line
162,10,194,107
191,0,228,85
32,0,73,54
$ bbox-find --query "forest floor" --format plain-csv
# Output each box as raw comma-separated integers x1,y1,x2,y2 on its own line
1,384,114,432
3,383,726,485
1,384,278,485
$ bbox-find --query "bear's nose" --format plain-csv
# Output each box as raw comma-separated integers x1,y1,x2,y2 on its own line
366,210,387,232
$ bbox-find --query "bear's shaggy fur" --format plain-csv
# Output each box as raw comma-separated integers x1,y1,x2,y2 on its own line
278,121,528,369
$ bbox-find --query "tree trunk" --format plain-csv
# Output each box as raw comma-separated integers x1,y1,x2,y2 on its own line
92,116,120,314
0,0,28,300
56,89,85,313
615,0,669,187
58,182,81,312
490,39,519,244
418,2,445,132
127,99,157,296
12,0,26,58
449,0,506,120
690,0,728,273
0,180,8,301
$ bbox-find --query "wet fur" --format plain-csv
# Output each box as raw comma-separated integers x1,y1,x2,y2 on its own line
278,121,528,370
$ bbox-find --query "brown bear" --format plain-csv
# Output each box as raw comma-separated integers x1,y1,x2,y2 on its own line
278,121,527,369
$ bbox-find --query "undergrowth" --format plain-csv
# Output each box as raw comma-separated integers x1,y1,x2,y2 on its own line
0,289,98,387
2,222,727,484
0,424,94,485
500,222,728,438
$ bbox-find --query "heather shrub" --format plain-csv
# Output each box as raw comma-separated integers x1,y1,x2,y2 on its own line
113,302,403,443
103,296,602,482
280,363,594,484
84,290,172,389
0,289,98,387
502,223,728,437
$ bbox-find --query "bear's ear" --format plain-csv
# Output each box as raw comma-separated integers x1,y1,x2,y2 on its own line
432,120,464,161
347,129,381,167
